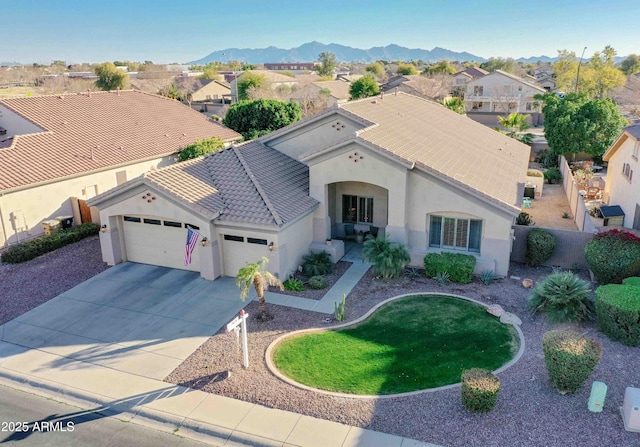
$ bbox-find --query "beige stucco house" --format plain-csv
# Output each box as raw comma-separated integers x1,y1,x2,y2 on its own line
602,125,640,229
182,79,231,102
89,92,529,280
465,70,545,114
0,90,240,247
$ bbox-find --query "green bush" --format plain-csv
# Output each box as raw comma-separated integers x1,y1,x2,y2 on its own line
542,330,602,394
1,223,100,264
178,137,224,161
596,284,640,346
544,167,562,184
302,251,333,277
362,237,410,279
307,275,327,290
516,212,534,226
585,229,640,284
480,270,497,285
528,271,593,322
424,252,476,284
461,368,500,413
526,228,556,266
622,277,640,287
283,278,305,291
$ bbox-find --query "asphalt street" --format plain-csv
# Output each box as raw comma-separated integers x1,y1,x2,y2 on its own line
0,385,207,446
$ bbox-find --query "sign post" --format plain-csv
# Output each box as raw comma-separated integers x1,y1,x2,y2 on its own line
226,310,249,368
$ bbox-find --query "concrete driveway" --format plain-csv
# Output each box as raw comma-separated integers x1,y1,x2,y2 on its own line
0,263,250,380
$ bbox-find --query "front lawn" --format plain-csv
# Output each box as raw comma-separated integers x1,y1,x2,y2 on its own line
272,294,519,395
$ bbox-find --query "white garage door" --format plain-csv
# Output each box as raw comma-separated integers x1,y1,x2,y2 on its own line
222,235,269,276
122,216,201,272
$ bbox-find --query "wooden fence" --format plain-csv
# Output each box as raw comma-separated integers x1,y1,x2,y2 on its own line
559,156,598,233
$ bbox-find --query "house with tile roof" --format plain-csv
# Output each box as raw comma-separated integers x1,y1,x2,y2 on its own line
465,70,545,115
602,125,640,230
229,70,298,103
89,92,529,280
0,90,240,247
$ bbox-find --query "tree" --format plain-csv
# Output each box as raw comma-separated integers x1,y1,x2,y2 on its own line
589,46,627,98
542,92,628,160
439,97,466,114
223,99,302,140
349,76,379,100
620,54,640,75
397,62,418,75
317,52,337,77
94,62,129,91
497,113,533,145
236,256,283,321
178,137,225,161
365,62,386,80
236,72,268,101
554,47,626,98
427,60,456,75
480,57,516,73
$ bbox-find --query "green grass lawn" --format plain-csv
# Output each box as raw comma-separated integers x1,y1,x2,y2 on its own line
272,295,519,395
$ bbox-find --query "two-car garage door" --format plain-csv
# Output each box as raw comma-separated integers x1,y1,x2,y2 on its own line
122,216,201,272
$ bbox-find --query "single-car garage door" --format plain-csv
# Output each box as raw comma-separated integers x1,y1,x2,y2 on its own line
222,235,270,276
122,216,201,272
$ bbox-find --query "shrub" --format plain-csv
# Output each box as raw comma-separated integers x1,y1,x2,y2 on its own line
424,252,476,284
542,330,602,394
307,275,327,290
283,278,305,291
528,271,593,322
334,294,346,321
435,271,450,286
622,277,640,287
526,228,556,266
178,137,224,161
544,167,562,184
596,284,640,346
362,237,410,279
516,212,534,226
461,368,500,413
302,251,333,277
1,223,100,264
480,270,497,286
585,229,640,284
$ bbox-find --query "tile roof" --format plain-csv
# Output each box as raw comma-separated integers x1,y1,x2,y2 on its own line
492,70,546,92
111,141,318,227
457,67,489,78
312,80,352,101
625,124,640,139
338,92,530,211
238,70,299,84
0,90,240,192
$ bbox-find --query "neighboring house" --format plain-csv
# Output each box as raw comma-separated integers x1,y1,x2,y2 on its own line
602,125,640,229
229,70,298,102
0,90,240,247
264,62,317,72
534,64,554,80
90,92,529,280
380,75,449,100
537,75,556,92
452,67,489,91
465,70,545,114
177,78,231,102
311,80,352,103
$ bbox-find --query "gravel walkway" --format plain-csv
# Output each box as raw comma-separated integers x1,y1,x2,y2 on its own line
166,264,640,447
0,236,109,325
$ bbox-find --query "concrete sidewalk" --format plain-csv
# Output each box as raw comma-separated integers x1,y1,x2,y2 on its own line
0,341,436,446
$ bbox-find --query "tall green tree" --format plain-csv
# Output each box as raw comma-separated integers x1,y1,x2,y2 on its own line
542,92,627,160
620,54,640,75
427,60,456,75
365,62,386,78
480,57,516,73
236,257,283,321
439,97,466,114
236,72,268,101
178,137,225,161
554,47,626,97
223,99,302,140
317,52,337,77
94,62,129,91
349,76,380,100
397,62,418,75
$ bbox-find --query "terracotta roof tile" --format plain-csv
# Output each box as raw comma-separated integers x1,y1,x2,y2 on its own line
0,90,240,191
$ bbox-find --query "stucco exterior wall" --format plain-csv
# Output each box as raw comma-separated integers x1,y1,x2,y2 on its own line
191,82,230,101
0,105,44,137
465,72,544,114
0,155,174,246
267,114,364,160
605,136,639,228
275,212,315,279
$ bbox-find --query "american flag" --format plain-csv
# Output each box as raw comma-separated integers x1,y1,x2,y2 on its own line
185,226,200,265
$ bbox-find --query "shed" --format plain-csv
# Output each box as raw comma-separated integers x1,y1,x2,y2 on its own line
600,205,625,227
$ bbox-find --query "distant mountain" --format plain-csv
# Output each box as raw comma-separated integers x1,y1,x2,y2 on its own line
189,42,486,65
0,61,22,67
516,55,557,63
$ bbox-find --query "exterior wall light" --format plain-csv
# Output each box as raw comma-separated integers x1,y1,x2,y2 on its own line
201,237,208,247
100,224,107,233
268,242,275,251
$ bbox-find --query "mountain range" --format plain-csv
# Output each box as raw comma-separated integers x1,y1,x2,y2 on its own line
189,42,558,65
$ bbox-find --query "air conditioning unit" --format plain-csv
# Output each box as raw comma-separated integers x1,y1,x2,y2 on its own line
622,387,640,432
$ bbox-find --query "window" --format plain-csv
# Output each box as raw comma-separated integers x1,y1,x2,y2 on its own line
472,102,483,110
123,216,141,223
525,102,533,111
342,195,373,224
143,218,161,225
473,85,483,96
429,215,482,252
163,220,182,228
247,238,268,245
224,234,244,242
633,142,639,160
115,170,127,186
623,163,633,182
186,224,200,230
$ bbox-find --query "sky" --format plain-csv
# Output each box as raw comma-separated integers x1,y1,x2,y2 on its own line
3,0,639,64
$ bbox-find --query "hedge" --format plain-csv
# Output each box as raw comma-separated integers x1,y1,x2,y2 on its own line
1,223,100,264
424,252,476,284
526,228,556,266
585,229,640,284
461,368,500,413
595,284,640,346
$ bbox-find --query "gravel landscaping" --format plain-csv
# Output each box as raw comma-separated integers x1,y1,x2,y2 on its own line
0,235,109,325
166,264,640,447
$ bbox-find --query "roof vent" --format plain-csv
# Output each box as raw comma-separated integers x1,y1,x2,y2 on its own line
87,89,92,98
380,91,384,100
394,87,398,95
371,100,378,104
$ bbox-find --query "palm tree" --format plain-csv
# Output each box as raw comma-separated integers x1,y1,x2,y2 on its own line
497,112,531,137
439,97,466,114
236,257,283,321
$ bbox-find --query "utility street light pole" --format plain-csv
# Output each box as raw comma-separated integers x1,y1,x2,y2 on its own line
575,46,587,93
